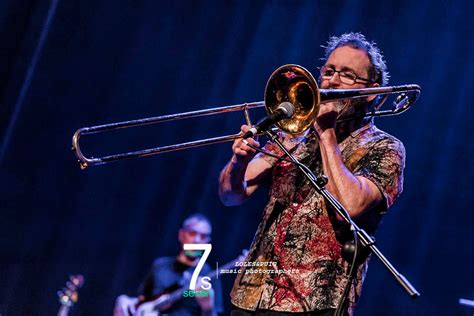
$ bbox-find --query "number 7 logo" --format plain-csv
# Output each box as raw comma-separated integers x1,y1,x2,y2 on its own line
183,243,212,290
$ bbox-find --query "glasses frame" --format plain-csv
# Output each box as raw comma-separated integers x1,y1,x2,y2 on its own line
319,65,374,86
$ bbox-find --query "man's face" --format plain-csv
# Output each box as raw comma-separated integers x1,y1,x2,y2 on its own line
178,219,212,245
320,45,377,118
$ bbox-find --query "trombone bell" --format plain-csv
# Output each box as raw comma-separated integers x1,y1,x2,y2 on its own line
265,65,320,135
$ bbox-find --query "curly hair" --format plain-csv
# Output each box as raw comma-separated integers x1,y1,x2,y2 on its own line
323,32,389,86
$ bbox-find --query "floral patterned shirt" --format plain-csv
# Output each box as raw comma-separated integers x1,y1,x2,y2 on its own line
230,123,405,313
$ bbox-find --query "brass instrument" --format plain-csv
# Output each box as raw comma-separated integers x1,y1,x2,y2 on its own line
72,64,420,169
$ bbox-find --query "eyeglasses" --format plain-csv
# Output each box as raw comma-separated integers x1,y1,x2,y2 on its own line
319,65,373,85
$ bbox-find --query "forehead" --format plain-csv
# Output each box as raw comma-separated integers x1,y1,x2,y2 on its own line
183,219,212,235
325,45,372,75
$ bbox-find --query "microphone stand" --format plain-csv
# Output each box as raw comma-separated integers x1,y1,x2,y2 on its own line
264,129,420,300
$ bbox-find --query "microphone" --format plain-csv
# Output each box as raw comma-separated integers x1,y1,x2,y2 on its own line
243,102,295,139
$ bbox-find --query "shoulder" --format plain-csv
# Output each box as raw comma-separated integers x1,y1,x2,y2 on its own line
152,256,175,269
366,125,405,154
201,262,213,273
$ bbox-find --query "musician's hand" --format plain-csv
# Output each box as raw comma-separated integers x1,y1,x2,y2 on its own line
194,278,215,313
231,125,260,166
314,102,339,136
195,289,214,313
154,294,173,312
114,295,138,316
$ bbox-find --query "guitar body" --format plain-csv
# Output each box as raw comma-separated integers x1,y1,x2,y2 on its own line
134,301,161,316
136,293,178,316
114,294,170,316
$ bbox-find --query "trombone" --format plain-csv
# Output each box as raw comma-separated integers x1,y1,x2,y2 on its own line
72,64,420,169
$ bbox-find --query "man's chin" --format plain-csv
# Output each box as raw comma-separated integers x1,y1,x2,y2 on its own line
340,99,368,119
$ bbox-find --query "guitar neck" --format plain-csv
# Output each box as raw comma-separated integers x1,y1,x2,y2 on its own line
57,305,70,316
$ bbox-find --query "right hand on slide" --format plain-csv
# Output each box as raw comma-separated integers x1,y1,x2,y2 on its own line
232,125,260,165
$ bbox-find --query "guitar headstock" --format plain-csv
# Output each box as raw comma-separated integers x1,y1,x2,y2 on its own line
57,274,85,308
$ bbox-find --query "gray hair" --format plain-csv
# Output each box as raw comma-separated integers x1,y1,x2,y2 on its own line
182,213,212,232
323,32,389,86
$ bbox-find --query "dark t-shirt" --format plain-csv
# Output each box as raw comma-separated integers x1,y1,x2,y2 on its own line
140,257,224,316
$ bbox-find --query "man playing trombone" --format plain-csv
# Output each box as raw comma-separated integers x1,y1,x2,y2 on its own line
219,32,405,315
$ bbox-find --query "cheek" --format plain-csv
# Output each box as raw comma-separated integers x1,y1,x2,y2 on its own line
320,79,329,88
320,79,355,90
179,232,191,244
182,235,193,243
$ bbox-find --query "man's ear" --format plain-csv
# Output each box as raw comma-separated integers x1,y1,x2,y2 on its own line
178,228,184,244
367,82,380,102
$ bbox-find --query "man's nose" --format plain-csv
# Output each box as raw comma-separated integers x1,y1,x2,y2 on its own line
328,72,342,86
194,234,204,243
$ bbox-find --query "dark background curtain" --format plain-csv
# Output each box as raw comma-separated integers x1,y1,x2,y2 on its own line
1,1,473,315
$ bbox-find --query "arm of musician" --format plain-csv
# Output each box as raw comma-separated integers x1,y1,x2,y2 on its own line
318,129,382,219
138,269,154,301
314,100,384,219
219,156,272,206
219,125,272,206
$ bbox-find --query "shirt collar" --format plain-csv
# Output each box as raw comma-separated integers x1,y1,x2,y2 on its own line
349,121,374,138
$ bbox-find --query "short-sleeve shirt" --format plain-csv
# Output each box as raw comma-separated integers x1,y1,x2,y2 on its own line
230,123,405,313
140,257,224,315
